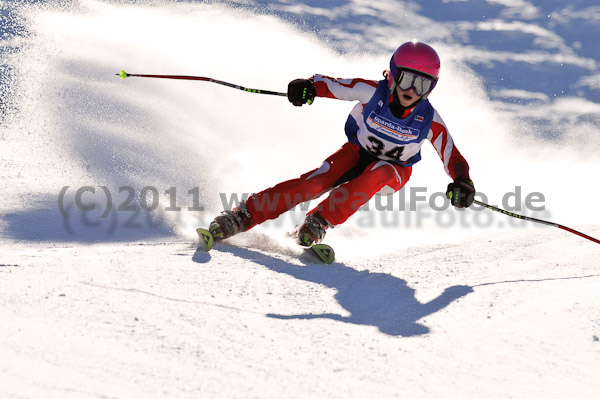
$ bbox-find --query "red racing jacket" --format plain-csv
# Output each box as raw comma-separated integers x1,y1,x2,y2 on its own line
312,74,471,181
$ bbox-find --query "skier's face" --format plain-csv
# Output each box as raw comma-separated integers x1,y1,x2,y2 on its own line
396,86,421,107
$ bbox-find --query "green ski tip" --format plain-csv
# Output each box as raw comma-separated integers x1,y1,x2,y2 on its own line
119,70,129,79
311,244,335,264
196,228,214,251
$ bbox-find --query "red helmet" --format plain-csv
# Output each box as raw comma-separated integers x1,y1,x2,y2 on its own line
388,42,441,91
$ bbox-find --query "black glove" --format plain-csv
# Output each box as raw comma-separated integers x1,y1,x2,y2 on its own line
287,79,316,106
446,178,476,208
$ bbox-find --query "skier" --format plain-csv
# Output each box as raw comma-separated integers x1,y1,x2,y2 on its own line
207,41,475,247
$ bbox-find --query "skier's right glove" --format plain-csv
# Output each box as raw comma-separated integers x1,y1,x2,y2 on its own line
287,79,316,106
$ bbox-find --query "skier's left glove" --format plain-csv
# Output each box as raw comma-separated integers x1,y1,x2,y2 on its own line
446,178,476,208
287,79,316,106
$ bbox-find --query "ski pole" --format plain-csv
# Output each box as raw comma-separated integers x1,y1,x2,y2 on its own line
116,70,287,97
473,199,600,245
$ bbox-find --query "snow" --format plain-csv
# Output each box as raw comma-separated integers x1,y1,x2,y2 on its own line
1,0,599,398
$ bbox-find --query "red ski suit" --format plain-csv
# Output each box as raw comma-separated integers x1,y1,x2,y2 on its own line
245,75,471,228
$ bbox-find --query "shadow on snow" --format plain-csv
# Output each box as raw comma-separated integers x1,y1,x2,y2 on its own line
193,245,473,337
1,198,175,242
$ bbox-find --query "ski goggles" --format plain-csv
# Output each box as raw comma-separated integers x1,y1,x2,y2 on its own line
395,70,436,96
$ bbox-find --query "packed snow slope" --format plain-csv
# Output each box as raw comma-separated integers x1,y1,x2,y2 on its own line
1,1,599,398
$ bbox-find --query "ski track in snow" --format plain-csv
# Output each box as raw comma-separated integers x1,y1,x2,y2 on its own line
1,1,600,398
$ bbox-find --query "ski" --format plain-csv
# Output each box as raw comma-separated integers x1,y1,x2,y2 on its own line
195,227,335,264
309,243,335,264
196,228,215,251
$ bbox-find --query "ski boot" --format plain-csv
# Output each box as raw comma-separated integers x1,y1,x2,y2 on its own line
296,212,331,247
208,201,255,240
